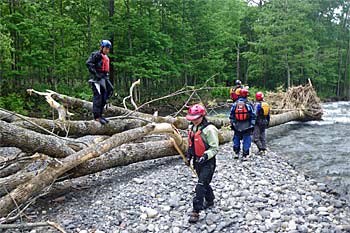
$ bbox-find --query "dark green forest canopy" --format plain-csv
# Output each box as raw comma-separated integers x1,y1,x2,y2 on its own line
0,0,349,113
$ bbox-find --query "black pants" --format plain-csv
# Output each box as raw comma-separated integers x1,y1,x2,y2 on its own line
193,157,216,212
253,124,267,150
91,83,107,119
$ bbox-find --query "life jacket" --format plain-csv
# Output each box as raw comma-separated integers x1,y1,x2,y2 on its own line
101,54,110,73
235,101,249,121
261,102,270,117
188,122,211,157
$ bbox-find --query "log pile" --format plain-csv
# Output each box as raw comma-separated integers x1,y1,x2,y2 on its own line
0,83,322,225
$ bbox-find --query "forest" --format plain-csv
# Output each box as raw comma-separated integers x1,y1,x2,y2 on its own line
0,0,350,114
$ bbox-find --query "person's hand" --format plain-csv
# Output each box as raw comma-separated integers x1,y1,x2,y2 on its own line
198,154,208,165
186,152,192,166
230,124,236,130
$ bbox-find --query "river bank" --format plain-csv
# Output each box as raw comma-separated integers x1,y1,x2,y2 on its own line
8,142,350,233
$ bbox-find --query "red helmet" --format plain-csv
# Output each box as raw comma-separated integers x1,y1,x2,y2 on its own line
255,92,264,101
240,88,249,98
186,104,206,121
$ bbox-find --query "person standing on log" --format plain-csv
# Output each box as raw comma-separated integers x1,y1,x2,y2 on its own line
253,92,270,155
185,104,219,223
229,88,256,160
86,40,114,125
229,79,243,102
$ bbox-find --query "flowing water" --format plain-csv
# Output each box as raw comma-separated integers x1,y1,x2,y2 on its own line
268,101,350,201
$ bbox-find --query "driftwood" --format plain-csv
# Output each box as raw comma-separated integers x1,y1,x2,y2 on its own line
0,124,156,217
0,83,323,221
0,121,80,158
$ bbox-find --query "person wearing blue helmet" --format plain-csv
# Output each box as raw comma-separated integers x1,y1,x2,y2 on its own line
86,40,114,125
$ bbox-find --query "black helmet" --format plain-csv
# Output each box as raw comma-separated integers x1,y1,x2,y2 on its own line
235,80,242,86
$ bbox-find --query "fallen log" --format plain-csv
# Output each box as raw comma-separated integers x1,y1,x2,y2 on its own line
0,124,156,217
0,128,233,197
269,110,304,127
12,118,144,137
0,121,81,158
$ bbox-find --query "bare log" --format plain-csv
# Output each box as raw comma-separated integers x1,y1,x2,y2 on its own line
12,118,144,137
0,124,155,217
269,110,304,127
0,129,234,197
0,121,79,158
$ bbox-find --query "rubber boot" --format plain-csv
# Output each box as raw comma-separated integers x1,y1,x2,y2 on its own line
189,211,200,223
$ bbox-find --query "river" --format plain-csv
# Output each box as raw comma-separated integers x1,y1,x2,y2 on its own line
268,101,350,201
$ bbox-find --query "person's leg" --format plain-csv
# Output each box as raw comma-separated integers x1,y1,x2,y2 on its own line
253,125,262,151
100,87,107,117
204,158,216,206
242,132,252,156
233,131,241,154
190,158,216,222
92,83,102,120
260,126,267,151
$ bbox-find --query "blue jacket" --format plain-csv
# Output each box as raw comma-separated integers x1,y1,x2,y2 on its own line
229,97,256,132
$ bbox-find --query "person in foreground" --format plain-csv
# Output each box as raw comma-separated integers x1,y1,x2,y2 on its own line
185,104,219,223
86,40,114,125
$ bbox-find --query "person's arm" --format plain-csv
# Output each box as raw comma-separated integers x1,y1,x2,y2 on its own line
229,104,236,126
86,51,100,77
203,125,219,160
249,103,256,127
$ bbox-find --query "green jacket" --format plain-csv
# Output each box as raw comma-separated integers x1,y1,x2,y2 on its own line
188,123,219,160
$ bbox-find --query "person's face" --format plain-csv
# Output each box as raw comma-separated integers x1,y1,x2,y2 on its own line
191,116,203,126
101,47,110,54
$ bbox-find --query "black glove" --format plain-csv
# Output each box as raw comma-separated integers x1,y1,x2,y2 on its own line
230,124,235,130
198,154,208,165
186,152,192,166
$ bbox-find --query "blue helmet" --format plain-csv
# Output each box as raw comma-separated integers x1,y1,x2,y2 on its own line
100,40,112,48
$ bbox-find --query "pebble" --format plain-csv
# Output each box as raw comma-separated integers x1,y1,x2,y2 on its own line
146,208,158,218
132,178,144,184
271,210,281,219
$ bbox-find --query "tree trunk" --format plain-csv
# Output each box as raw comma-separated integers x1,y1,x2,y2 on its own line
269,110,303,127
0,124,155,217
12,118,144,137
0,121,78,158
0,129,234,196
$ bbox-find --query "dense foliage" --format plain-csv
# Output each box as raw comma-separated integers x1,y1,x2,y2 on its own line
1,0,350,113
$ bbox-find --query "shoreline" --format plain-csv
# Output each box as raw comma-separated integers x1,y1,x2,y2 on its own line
8,142,350,233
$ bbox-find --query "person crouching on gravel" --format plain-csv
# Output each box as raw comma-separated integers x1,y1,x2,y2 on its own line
185,104,219,223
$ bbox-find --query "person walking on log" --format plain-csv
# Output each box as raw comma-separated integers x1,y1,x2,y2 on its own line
253,91,270,155
185,104,219,223
86,40,114,125
229,88,256,160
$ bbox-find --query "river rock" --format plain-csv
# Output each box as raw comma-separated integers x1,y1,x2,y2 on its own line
132,178,144,184
271,210,281,219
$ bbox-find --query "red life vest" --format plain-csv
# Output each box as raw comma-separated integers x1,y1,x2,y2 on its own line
188,123,211,157
101,54,110,73
235,101,249,121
